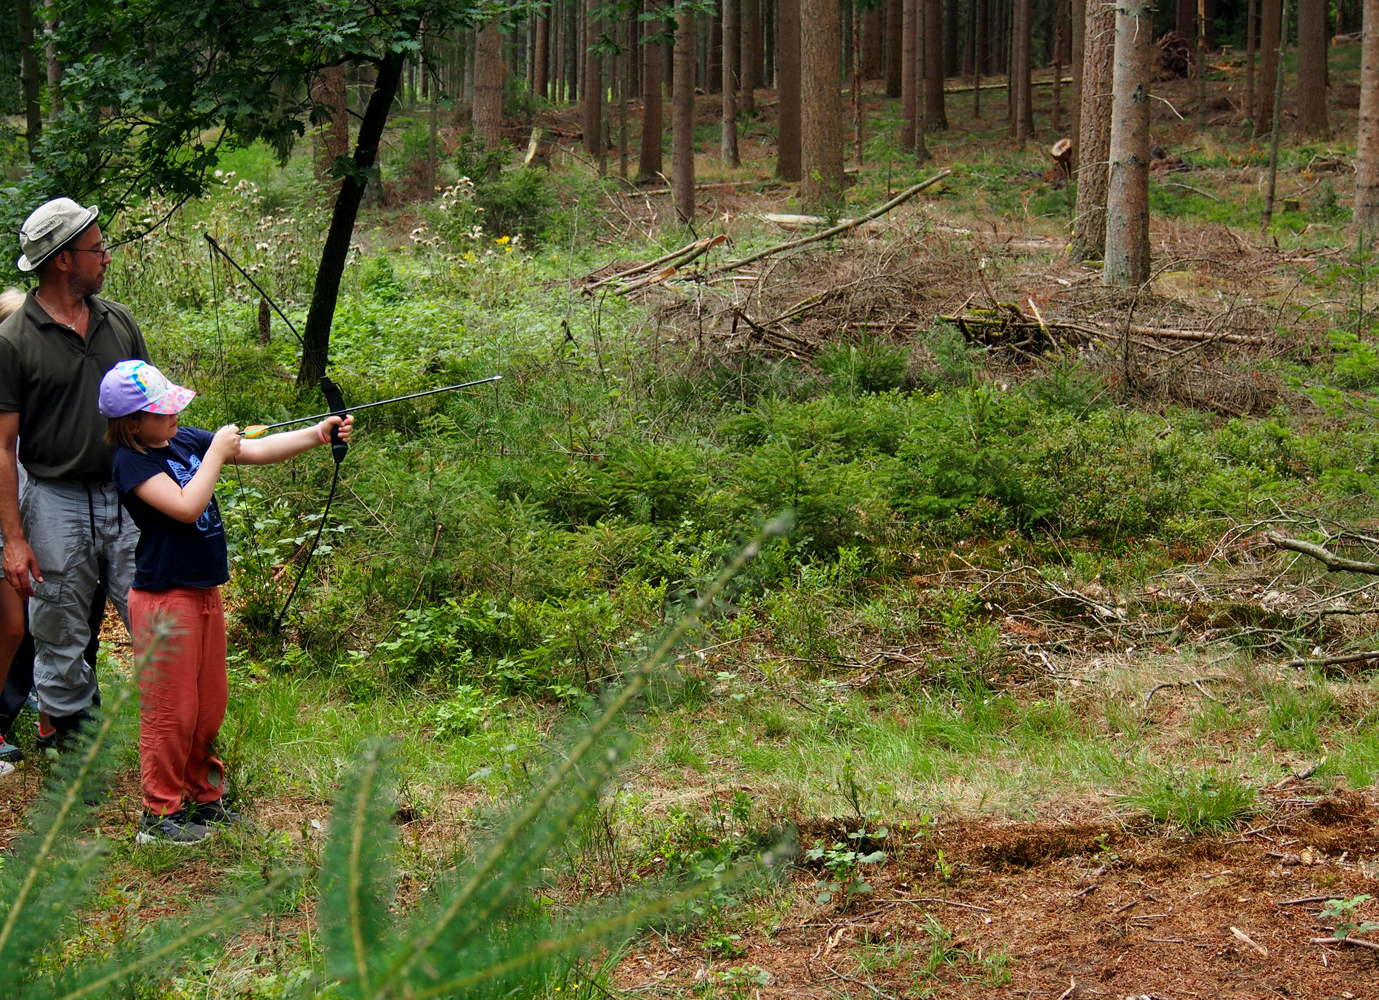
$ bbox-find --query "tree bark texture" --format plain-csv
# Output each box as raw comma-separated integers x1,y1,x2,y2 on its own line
1246,0,1257,119
312,65,350,185
640,4,665,179
1013,0,1031,145
710,8,723,90
1296,0,1328,135
902,0,920,147
743,0,761,112
777,0,803,178
1070,0,1115,261
584,0,603,153
299,49,405,386
924,0,947,127
1177,0,1195,33
1105,0,1153,286
800,0,845,202
1071,0,1085,157
18,0,42,157
723,0,741,164
887,0,905,95
536,13,550,98
1256,0,1280,136
945,0,959,72
863,2,884,76
474,22,505,144
1356,0,1379,227
673,12,697,222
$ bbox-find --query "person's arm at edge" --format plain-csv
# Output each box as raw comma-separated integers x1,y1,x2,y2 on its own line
236,416,354,466
132,425,241,523
0,411,40,597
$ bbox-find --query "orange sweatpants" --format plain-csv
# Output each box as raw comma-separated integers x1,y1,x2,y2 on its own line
128,586,227,817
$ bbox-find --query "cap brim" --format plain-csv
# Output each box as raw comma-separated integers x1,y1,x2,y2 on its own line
144,385,196,414
16,204,99,272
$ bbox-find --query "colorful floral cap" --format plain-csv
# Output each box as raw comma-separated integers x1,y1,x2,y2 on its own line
98,360,196,418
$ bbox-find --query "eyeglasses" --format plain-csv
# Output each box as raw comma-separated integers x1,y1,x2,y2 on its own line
67,245,111,257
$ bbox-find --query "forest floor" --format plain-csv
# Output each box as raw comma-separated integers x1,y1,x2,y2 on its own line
6,35,1379,1000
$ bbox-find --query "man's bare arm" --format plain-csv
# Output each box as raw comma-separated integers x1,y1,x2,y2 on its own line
0,411,40,598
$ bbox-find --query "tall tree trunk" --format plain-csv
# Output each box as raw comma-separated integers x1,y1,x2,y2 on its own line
765,0,776,85
44,2,61,118
924,0,947,127
777,0,803,178
584,0,603,154
743,0,761,112
944,0,959,74
1052,0,1066,128
536,11,550,98
1196,0,1207,130
1356,0,1379,228
1262,0,1290,229
1296,0,1328,135
1013,0,1030,145
299,51,406,387
673,12,697,222
18,0,42,157
800,0,845,202
640,3,665,179
1070,0,1114,260
1105,0,1153,286
863,3,884,76
1070,0,1084,158
1177,0,1195,34
312,66,351,185
853,0,864,163
887,0,904,95
475,22,505,144
902,0,920,147
1256,0,1280,136
1246,0,1257,120
978,0,989,86
710,6,724,90
724,0,741,163
971,0,981,117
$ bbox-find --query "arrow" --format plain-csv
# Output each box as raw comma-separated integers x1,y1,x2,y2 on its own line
239,376,502,438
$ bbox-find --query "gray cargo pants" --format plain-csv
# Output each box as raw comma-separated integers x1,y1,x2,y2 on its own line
22,479,138,717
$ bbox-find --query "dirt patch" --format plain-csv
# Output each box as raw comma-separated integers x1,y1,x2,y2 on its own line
617,806,1379,998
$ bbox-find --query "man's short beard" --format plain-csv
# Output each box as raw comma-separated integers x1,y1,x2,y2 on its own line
72,268,104,299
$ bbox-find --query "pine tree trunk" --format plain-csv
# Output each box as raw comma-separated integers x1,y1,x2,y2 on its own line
1052,0,1066,128
474,22,505,144
778,0,803,178
800,0,845,202
710,7,724,90
18,0,42,157
1104,0,1153,286
924,0,947,127
640,2,665,179
1256,0,1281,136
1177,0,1195,33
569,1,581,102
853,0,864,162
1070,0,1114,260
1245,0,1256,119
944,0,959,72
1296,0,1328,135
724,0,741,163
1013,0,1030,145
743,0,761,112
887,0,904,94
1196,0,1207,129
902,0,920,147
584,0,603,154
673,12,697,222
312,66,351,185
971,0,982,117
917,0,929,157
536,12,550,98
1070,0,1084,159
1356,0,1379,228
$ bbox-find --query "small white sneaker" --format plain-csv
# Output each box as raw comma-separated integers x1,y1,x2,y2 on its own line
0,760,15,778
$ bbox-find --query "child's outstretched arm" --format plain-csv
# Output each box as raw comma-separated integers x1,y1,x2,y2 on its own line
236,415,355,466
133,425,242,523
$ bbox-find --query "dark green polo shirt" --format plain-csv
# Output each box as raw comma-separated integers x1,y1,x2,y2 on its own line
0,290,151,483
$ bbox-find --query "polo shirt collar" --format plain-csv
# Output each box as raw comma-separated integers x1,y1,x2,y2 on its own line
23,289,108,332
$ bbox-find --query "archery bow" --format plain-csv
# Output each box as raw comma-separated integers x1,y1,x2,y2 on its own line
239,376,501,438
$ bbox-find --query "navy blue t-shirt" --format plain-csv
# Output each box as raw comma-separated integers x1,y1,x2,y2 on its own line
111,426,229,591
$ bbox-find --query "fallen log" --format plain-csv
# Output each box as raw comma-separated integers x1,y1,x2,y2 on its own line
616,235,729,293
1267,532,1379,575
710,169,952,275
584,234,726,291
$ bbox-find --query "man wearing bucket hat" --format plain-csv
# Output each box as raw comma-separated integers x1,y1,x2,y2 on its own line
0,197,150,747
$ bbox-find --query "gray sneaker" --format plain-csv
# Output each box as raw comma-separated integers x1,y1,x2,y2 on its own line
137,808,213,845
190,798,242,826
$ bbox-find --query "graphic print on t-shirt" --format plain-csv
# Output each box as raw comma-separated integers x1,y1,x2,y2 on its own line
165,455,224,535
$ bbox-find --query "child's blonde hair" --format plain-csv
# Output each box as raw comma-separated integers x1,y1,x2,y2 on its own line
0,288,24,322
105,413,149,454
